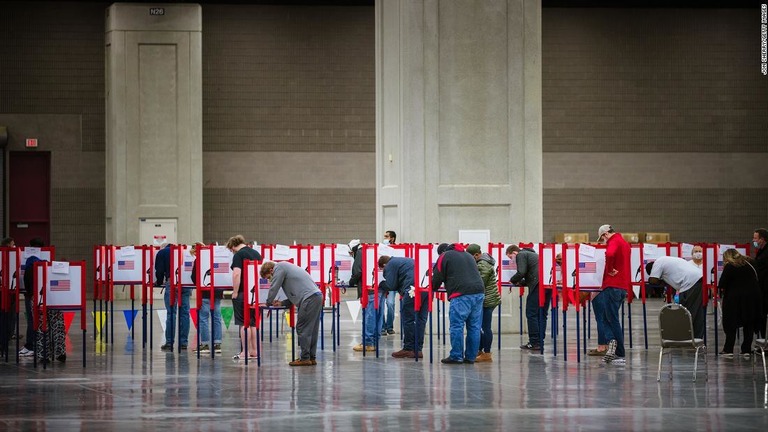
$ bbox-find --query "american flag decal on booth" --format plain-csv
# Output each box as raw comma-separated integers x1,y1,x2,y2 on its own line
579,262,597,273
118,260,134,271
50,279,71,291
501,260,517,271
335,260,352,271
213,262,229,273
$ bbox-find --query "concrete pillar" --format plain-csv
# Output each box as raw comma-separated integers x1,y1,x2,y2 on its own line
105,3,202,245
376,0,542,244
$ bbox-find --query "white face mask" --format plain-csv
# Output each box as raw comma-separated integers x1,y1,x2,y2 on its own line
382,240,390,245
692,252,702,260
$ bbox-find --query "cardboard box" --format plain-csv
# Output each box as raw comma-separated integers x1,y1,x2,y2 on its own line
622,233,640,243
555,233,590,244
641,232,670,244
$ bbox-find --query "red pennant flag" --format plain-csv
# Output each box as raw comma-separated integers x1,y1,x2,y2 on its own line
63,312,76,334
190,308,198,329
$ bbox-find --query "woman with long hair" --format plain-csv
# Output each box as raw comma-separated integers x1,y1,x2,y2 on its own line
719,249,762,358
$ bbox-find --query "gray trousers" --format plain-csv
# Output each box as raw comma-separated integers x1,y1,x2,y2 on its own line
296,293,323,360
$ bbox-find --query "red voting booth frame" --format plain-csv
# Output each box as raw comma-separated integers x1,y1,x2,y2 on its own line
33,260,87,369
0,247,21,363
320,243,344,352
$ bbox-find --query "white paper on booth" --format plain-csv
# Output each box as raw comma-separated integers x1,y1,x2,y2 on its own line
336,244,351,257
644,243,659,258
680,243,694,258
274,245,291,260
719,244,735,255
121,246,136,257
579,244,596,259
213,246,229,257
52,261,69,275
378,244,396,256
24,247,42,259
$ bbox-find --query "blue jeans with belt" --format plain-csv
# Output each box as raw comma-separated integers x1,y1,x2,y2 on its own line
592,287,627,357
448,293,484,362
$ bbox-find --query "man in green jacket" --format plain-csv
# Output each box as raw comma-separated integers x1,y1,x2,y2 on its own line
467,244,501,362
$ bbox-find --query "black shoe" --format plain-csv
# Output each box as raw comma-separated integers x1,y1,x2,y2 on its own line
387,329,395,335
463,359,475,364
56,354,66,363
161,344,174,352
520,343,541,351
180,345,188,350
441,357,464,364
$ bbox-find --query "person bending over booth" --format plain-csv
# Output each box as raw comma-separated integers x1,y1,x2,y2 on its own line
378,255,427,359
646,255,705,339
261,261,323,366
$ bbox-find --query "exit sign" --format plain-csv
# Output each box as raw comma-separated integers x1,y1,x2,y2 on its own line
25,138,38,148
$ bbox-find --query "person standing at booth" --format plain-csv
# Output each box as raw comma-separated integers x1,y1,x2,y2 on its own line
228,235,262,360
432,243,484,364
752,228,768,338
261,261,323,366
378,255,428,359
382,231,397,336
190,242,223,354
19,237,45,358
348,239,384,352
1,237,16,353
716,249,761,357
507,244,549,351
592,225,631,366
156,243,192,352
467,244,500,362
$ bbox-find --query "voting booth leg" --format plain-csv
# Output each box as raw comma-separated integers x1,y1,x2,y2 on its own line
576,310,581,363
582,309,588,355
150,304,154,349
519,294,524,336
562,309,568,361
551,306,558,357
291,327,296,362
244,325,249,365
497,306,502,352
82,329,87,368
320,312,324,351
260,313,264,342
256,327,261,367
587,301,591,340
643,302,649,349
142,303,147,348
442,301,447,346
538,308,545,355
620,302,625,339
131,299,135,341
361,309,366,358
331,304,336,353
110,299,115,345
627,302,633,349
435,299,440,342
429,312,433,364
93,298,97,341
336,305,341,348
210,303,215,360
713,302,718,355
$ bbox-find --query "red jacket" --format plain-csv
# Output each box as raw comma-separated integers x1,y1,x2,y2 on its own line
601,233,631,294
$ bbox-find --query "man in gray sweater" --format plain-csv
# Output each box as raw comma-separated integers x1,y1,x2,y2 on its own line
261,261,323,366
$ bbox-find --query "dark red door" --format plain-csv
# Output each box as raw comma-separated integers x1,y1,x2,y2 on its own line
9,152,50,247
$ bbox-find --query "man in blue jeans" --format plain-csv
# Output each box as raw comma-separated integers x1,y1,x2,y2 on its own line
378,255,428,359
348,239,385,352
155,244,192,352
592,225,631,365
381,231,398,336
507,245,551,351
432,243,485,364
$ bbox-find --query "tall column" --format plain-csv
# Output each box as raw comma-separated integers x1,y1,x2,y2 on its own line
376,0,542,244
105,3,202,245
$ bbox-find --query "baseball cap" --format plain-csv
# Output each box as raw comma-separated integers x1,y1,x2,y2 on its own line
597,224,613,240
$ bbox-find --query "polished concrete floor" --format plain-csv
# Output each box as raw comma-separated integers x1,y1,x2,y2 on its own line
2,298,768,431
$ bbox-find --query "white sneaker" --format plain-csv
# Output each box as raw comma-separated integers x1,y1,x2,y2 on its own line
611,357,626,366
601,339,617,363
19,347,34,357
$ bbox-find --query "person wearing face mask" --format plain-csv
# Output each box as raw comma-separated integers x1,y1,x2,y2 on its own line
717,249,761,358
690,245,704,270
752,228,768,338
262,261,323,366
381,231,397,336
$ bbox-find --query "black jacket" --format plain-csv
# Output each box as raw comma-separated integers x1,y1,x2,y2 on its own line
719,262,762,330
431,245,484,300
348,248,363,299
755,246,768,313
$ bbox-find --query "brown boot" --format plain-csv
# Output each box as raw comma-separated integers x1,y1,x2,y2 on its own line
475,352,492,363
392,349,415,358
289,358,314,366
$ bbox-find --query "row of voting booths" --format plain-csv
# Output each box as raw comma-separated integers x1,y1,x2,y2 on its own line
46,240,752,366
0,246,87,367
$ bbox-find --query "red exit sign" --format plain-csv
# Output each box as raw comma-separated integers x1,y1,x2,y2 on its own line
25,138,38,148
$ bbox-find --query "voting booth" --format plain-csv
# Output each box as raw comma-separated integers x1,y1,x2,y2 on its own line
33,260,87,368
0,247,21,361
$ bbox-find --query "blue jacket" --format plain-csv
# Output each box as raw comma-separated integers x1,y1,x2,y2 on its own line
154,245,171,286
382,257,414,296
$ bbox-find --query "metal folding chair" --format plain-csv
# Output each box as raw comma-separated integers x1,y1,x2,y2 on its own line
657,303,707,382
